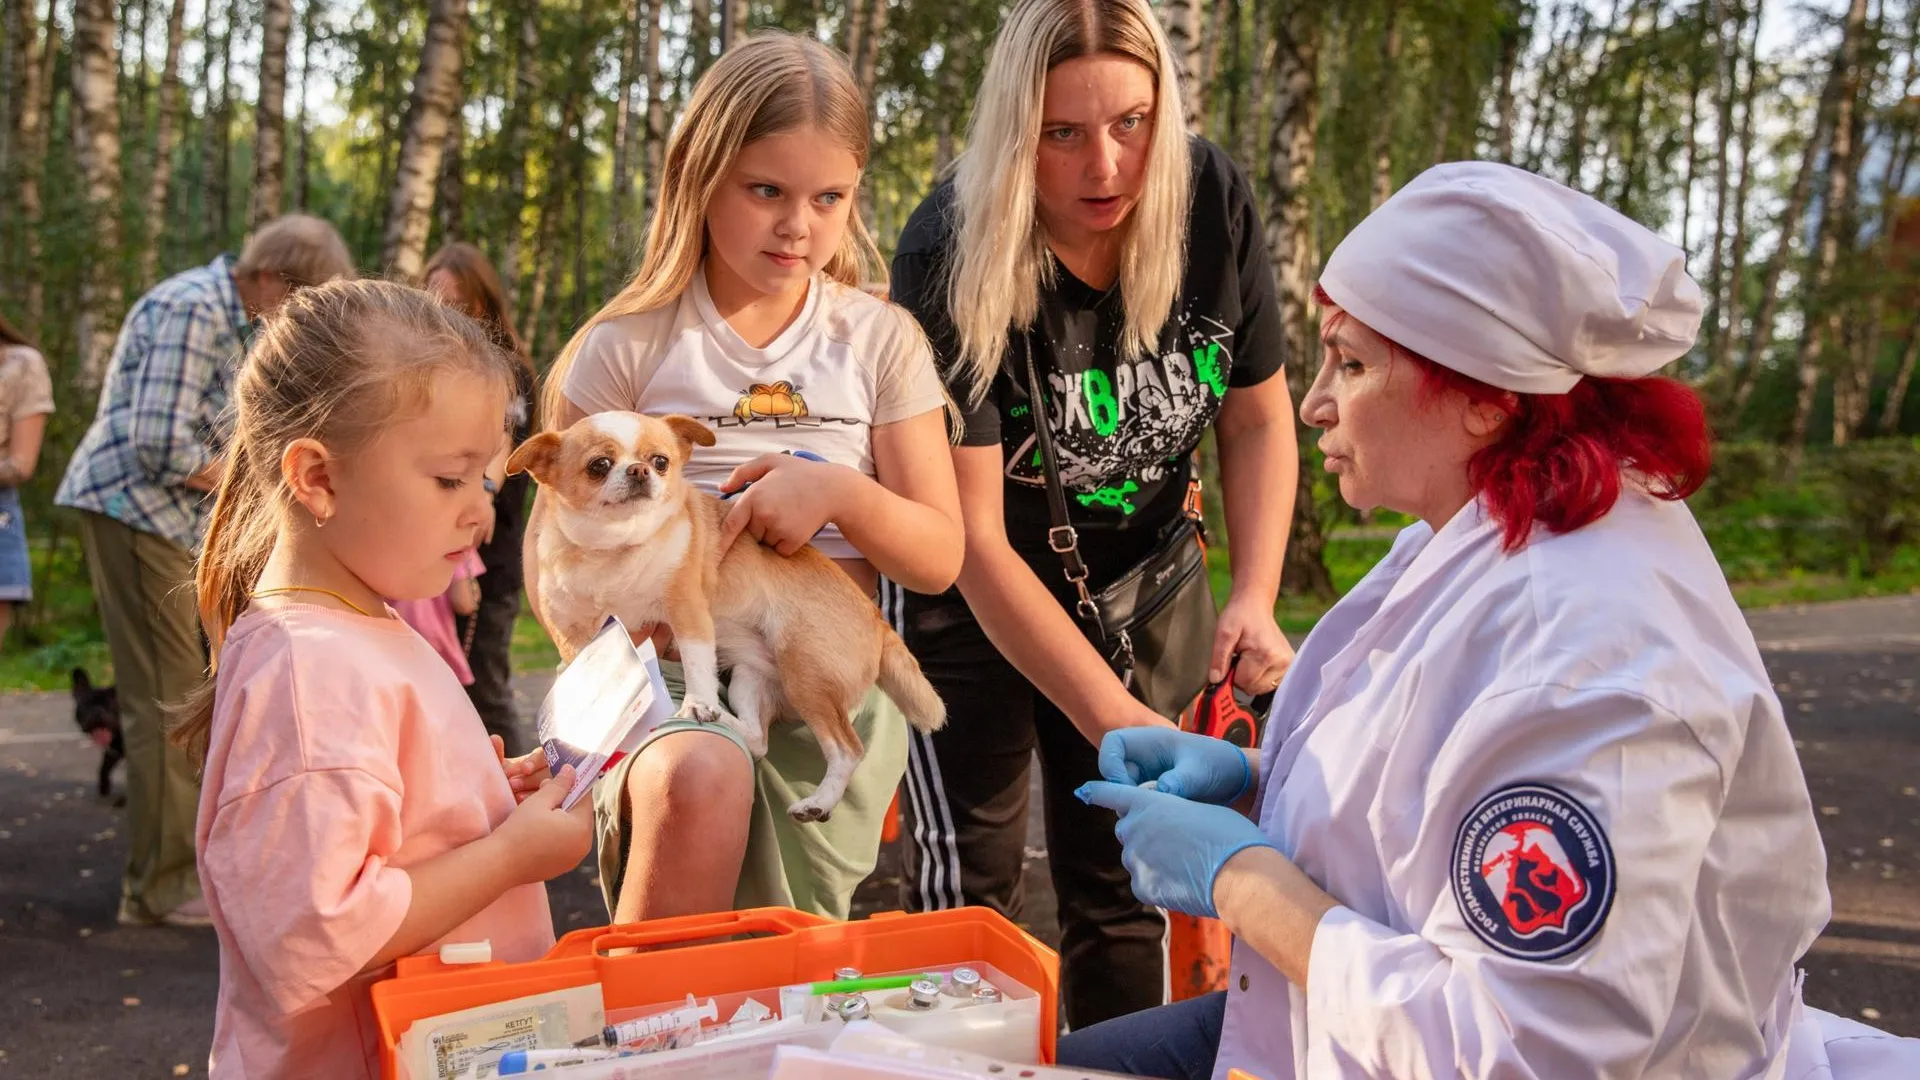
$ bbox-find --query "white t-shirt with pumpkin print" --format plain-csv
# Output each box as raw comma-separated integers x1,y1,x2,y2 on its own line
560,268,948,560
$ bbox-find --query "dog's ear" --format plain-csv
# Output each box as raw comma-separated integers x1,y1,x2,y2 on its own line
662,415,717,453
71,668,91,699
506,432,565,484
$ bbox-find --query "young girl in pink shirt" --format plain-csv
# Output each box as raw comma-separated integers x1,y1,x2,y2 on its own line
172,280,595,1079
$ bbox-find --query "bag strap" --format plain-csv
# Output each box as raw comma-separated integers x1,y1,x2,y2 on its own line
1019,338,1104,628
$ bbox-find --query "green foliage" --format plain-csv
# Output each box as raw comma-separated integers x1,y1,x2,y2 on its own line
1824,437,1920,575
6,0,1920,689
1692,439,1920,582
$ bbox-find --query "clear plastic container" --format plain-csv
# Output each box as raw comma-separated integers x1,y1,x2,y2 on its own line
849,962,1042,1064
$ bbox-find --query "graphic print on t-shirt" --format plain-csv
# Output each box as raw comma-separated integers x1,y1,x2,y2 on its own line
1005,308,1234,516
710,380,859,428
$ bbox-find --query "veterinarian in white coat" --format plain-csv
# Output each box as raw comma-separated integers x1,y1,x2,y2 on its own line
1058,162,1920,1080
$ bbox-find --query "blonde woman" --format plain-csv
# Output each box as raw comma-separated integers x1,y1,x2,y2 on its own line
890,0,1297,1026
529,33,961,924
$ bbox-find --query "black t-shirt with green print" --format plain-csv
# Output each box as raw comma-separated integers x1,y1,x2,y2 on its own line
891,137,1287,592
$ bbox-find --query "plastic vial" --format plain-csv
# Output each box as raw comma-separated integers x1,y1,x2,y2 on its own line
907,978,942,1010
837,995,871,1022
947,967,982,998
972,984,1003,1005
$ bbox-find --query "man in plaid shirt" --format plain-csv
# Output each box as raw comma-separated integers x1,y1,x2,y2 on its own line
56,215,352,927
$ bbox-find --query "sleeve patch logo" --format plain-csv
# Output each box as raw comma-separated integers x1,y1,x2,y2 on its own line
1452,782,1615,961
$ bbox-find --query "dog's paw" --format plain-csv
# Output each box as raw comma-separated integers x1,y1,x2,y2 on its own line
673,699,729,726
786,794,837,824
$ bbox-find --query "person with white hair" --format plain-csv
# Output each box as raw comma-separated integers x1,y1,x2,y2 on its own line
56,214,354,928
1063,162,1918,1078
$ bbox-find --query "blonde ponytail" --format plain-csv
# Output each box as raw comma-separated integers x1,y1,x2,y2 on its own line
170,443,278,759
169,279,514,762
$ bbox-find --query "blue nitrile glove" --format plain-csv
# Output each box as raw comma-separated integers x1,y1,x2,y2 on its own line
1097,727,1252,804
1075,781,1273,918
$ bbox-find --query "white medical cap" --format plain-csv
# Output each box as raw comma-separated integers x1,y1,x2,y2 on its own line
1317,161,1703,395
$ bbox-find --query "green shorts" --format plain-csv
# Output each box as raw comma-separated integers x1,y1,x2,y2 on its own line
591,659,908,919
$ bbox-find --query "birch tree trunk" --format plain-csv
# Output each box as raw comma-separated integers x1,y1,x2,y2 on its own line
1709,0,1762,382
436,74,465,240
640,0,664,230
1165,0,1206,133
848,0,886,229
1880,322,1920,434
849,0,885,102
1200,0,1226,134
251,0,293,228
611,0,642,257
72,0,123,391
203,2,233,251
1492,1,1526,162
721,0,746,52
380,0,470,281
500,0,541,297
524,153,569,360
1733,9,1847,418
2,11,14,209
690,0,713,80
10,0,50,331
1827,18,1878,446
1370,0,1401,209
1264,0,1334,600
1704,0,1737,363
293,0,317,210
1849,22,1920,440
141,0,186,278
844,0,866,82
1784,0,1868,463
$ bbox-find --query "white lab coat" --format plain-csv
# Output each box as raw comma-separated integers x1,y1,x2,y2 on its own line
1212,490,1833,1080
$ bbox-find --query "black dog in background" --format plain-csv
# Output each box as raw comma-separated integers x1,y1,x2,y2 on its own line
71,668,125,803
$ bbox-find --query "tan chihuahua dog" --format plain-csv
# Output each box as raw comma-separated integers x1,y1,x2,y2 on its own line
511,412,946,822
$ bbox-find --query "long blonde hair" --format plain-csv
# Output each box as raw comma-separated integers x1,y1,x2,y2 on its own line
947,0,1192,405
172,280,515,760
542,32,882,430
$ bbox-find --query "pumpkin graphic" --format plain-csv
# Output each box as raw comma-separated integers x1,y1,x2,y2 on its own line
733,381,809,421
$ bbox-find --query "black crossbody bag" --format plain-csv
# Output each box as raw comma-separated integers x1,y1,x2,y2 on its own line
1021,340,1219,717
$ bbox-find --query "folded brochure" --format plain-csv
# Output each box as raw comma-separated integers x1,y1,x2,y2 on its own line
537,615,673,810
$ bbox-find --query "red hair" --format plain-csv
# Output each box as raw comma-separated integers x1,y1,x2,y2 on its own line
1312,285,1710,552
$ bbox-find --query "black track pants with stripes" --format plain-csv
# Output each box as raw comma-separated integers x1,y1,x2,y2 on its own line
888,584,1166,1030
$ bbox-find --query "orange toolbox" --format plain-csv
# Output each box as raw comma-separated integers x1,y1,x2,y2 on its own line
371,906,1060,1078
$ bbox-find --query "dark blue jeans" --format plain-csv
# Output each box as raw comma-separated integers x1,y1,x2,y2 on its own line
1056,991,1227,1079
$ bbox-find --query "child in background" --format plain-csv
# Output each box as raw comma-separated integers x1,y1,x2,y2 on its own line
390,548,484,683
391,449,508,685
172,280,592,1080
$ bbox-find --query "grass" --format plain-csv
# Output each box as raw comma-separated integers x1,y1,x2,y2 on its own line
6,528,1915,694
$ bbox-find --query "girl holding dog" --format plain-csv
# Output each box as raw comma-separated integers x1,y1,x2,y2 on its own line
531,32,963,925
